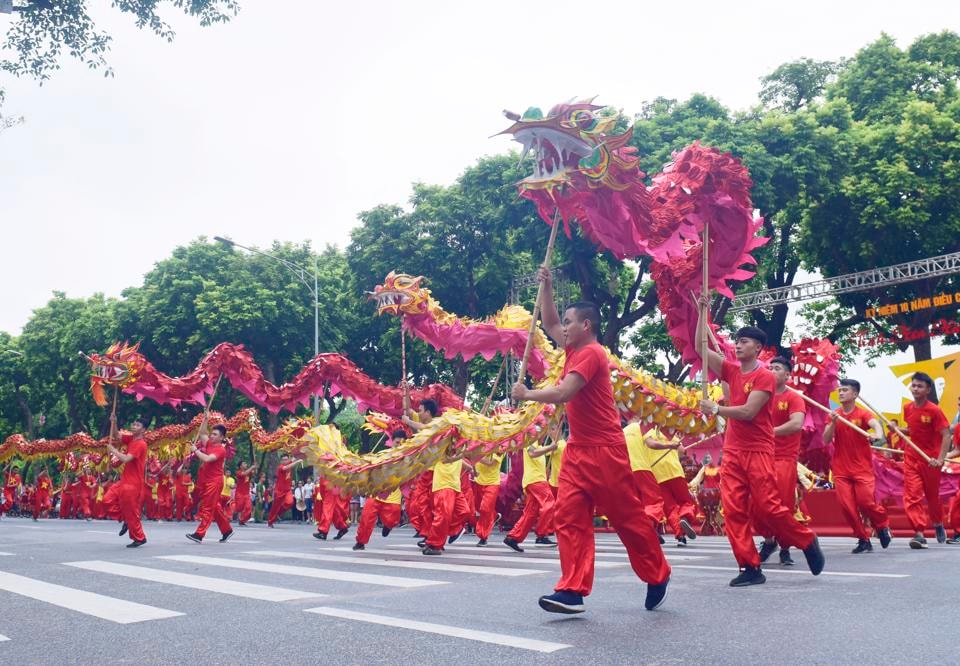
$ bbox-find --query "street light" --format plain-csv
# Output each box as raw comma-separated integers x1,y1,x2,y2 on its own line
214,236,321,422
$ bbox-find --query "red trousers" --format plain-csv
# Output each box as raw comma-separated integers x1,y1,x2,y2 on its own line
474,483,501,540
75,493,92,518
313,498,324,523
356,499,402,545
103,483,146,542
426,488,471,549
555,444,670,595
268,490,293,525
158,491,173,520
660,476,696,537
33,492,50,519
175,493,193,521
460,473,476,528
507,481,555,542
235,493,253,524
60,495,73,519
903,455,944,531
633,470,665,523
949,486,960,532
316,491,349,533
834,475,889,540
195,482,232,538
721,449,814,568
408,473,434,534
752,457,797,539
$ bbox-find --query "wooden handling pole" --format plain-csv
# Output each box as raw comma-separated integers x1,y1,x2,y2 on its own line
784,386,875,440
857,394,933,464
401,323,410,413
517,209,562,381
481,355,508,416
700,223,710,399
651,433,713,467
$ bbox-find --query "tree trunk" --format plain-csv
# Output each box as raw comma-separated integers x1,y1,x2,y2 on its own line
14,386,34,441
61,372,84,433
453,358,469,398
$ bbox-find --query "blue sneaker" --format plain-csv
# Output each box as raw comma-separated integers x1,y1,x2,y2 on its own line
645,578,669,610
538,590,585,614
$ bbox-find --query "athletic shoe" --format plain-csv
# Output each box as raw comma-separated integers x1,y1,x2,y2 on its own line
779,548,794,566
448,528,465,544
909,536,928,549
878,527,892,549
851,539,873,554
126,539,147,548
658,534,665,545
645,578,669,610
119,522,128,537
676,536,687,547
185,533,202,543
352,543,365,551
935,524,947,544
476,538,487,546
313,531,327,540
945,534,960,544
268,523,275,528
417,539,427,548
729,566,766,587
534,536,557,546
538,590,585,614
802,536,825,575
504,537,524,553
381,527,392,537
422,546,443,556
218,530,234,543
334,527,350,540
758,540,777,563
679,518,697,540
412,531,423,538
238,522,247,527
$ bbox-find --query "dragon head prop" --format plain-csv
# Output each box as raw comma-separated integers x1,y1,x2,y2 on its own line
87,341,145,407
369,272,432,317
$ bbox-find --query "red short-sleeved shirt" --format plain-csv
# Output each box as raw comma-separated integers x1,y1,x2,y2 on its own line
904,401,949,458
562,342,625,447
772,388,806,461
119,435,147,488
720,360,776,453
831,405,876,478
275,467,292,494
197,444,226,488
235,471,251,496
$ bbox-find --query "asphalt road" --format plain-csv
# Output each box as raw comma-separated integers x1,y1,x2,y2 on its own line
0,516,957,664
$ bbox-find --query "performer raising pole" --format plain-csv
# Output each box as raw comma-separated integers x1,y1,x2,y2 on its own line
103,393,149,548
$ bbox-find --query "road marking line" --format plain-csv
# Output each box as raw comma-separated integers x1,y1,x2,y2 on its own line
84,530,117,535
156,555,445,588
65,560,324,602
335,546,628,568
3,525,41,530
247,550,547,577
0,552,13,556
0,633,8,641
670,565,910,578
0,570,183,623
383,543,708,562
227,540,261,544
305,606,571,653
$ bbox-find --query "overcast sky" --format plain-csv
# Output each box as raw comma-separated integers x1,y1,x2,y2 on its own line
0,0,956,414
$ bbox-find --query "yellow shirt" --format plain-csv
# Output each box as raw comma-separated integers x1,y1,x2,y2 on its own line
221,476,235,497
431,460,463,492
624,424,684,482
548,440,567,487
475,454,504,486
647,431,684,483
624,423,654,472
382,488,402,504
521,447,547,488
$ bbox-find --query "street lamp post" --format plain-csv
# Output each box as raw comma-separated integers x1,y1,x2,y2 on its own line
214,237,321,422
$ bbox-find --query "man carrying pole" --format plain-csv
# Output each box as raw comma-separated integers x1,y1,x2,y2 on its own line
104,415,149,548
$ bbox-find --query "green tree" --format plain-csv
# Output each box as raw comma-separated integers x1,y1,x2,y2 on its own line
759,58,841,112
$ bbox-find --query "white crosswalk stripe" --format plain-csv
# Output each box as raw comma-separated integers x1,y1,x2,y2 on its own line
336,546,630,568
0,633,9,642
0,570,183,623
65,560,325,601
157,554,446,588
671,564,910,578
247,550,548,576
305,606,571,653
382,542,710,561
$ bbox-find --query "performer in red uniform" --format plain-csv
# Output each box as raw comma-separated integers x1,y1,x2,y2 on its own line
186,424,233,543
234,461,258,526
402,401,440,538
174,466,194,522
512,267,670,614
697,317,824,587
473,451,504,546
352,431,407,550
504,439,558,552
103,416,149,547
267,455,302,527
33,469,53,520
58,475,74,519
822,378,891,552
1,466,21,518
157,468,174,521
901,371,951,548
314,479,352,540
755,357,807,565
76,466,97,520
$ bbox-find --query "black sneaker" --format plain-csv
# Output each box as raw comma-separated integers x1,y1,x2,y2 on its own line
946,534,960,544
802,536,825,575
381,527,392,537
909,536,928,549
658,534,665,545
334,527,350,540
878,527,892,549
126,539,147,548
851,539,873,554
679,518,697,540
535,536,557,546
412,531,423,538
538,590,585,614
477,538,487,546
645,578,669,610
422,546,443,555
729,566,766,587
119,522,128,537
218,530,234,543
779,548,794,566
417,539,427,548
448,528,465,544
186,533,202,543
758,540,777,563
504,537,524,553
676,536,687,547
313,531,327,540
936,524,947,544
352,543,365,551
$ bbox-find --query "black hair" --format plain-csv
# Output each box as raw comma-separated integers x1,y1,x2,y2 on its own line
212,424,227,436
564,301,602,338
769,356,791,369
911,372,939,403
735,326,767,346
131,416,148,428
839,378,861,393
419,399,439,417
391,430,407,440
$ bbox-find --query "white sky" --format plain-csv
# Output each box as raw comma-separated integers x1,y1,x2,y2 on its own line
1,0,957,413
